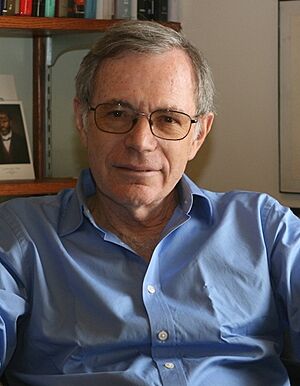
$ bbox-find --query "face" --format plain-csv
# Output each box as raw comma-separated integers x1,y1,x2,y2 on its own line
0,112,11,136
75,49,213,211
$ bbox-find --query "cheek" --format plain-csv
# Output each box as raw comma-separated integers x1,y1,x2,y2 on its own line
164,144,191,176
85,131,105,165
85,130,120,169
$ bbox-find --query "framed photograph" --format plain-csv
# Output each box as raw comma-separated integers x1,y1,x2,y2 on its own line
0,101,35,180
279,2,300,193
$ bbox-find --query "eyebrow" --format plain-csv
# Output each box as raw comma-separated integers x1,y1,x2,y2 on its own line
107,99,133,109
104,99,185,113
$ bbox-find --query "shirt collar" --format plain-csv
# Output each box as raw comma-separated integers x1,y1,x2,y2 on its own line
1,131,12,141
58,169,213,236
58,169,96,236
179,174,213,224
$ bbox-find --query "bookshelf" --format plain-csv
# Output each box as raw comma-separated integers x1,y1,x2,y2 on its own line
0,17,181,196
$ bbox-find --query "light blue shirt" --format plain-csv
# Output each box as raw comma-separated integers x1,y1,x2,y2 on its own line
0,168,300,386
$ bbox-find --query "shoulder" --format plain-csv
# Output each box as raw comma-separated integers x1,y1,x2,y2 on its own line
196,186,293,227
182,175,288,224
0,188,74,234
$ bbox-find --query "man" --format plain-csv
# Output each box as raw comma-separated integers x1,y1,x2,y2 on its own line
0,110,30,164
0,21,299,386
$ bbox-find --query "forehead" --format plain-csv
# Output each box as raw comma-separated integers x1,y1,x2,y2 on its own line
93,49,197,109
0,113,9,120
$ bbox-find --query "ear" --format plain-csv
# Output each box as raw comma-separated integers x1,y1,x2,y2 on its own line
73,97,88,148
188,112,214,161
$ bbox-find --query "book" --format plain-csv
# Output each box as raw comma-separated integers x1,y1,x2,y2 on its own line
15,0,20,13
131,0,137,19
2,0,18,15
32,0,44,15
85,0,96,18
67,0,84,17
154,0,167,21
0,0,4,15
74,0,84,17
137,0,153,20
55,0,68,16
167,0,178,21
19,0,32,15
102,0,113,18
114,0,131,19
95,0,103,18
44,0,55,16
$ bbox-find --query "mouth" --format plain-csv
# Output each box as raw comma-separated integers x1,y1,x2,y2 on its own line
114,164,160,174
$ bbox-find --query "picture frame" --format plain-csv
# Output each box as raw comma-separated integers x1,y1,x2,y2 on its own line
0,101,35,180
279,1,300,193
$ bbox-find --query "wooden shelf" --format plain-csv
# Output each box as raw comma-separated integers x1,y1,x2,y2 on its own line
0,16,181,35
0,178,77,196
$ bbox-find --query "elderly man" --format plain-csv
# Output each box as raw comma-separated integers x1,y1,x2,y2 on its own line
0,21,299,386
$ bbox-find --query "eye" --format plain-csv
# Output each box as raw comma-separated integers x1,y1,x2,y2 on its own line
163,115,176,123
107,109,126,118
157,113,181,126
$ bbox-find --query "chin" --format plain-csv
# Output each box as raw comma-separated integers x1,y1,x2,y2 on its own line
111,185,162,208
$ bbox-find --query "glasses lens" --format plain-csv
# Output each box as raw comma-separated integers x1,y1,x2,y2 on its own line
151,110,191,140
95,103,134,133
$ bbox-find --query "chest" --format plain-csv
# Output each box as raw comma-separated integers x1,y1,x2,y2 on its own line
21,221,279,373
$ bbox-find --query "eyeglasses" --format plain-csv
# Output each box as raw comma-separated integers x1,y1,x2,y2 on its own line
88,102,199,141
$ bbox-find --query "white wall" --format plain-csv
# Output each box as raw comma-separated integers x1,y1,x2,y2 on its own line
181,0,300,207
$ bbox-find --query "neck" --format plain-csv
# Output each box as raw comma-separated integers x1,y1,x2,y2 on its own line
87,189,178,261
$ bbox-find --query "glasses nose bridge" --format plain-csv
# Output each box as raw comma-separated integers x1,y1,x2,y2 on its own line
133,111,153,129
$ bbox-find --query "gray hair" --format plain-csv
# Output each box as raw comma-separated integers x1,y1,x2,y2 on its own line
75,21,215,117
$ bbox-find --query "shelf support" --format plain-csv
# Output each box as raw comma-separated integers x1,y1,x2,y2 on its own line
33,36,47,179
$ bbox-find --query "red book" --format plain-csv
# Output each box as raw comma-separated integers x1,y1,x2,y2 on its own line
19,0,33,14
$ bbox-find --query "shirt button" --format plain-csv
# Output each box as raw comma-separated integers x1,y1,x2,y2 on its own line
164,362,175,369
147,285,156,294
157,330,169,341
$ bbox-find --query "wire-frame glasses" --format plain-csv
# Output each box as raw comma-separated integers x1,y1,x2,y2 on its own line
88,102,199,141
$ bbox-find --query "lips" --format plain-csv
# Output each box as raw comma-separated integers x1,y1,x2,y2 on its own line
114,163,160,173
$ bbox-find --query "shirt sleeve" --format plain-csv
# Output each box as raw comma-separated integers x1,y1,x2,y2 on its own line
263,198,300,363
0,207,29,372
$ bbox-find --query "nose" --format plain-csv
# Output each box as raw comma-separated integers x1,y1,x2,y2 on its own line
124,114,157,152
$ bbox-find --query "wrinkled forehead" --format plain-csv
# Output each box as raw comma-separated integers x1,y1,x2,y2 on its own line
93,49,199,106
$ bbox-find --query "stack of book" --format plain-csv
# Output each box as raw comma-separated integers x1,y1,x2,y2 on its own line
0,0,179,21
0,0,85,17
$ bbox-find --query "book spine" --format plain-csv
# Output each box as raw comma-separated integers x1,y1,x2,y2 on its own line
15,0,19,13
102,0,113,19
154,0,167,21
44,0,55,16
1,0,8,15
167,0,178,21
67,0,74,16
84,0,96,18
1,0,21,16
0,0,4,15
74,0,84,17
130,0,136,19
32,0,44,15
19,0,32,15
95,0,103,18
137,0,153,20
55,0,68,16
114,0,131,19
7,0,17,14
